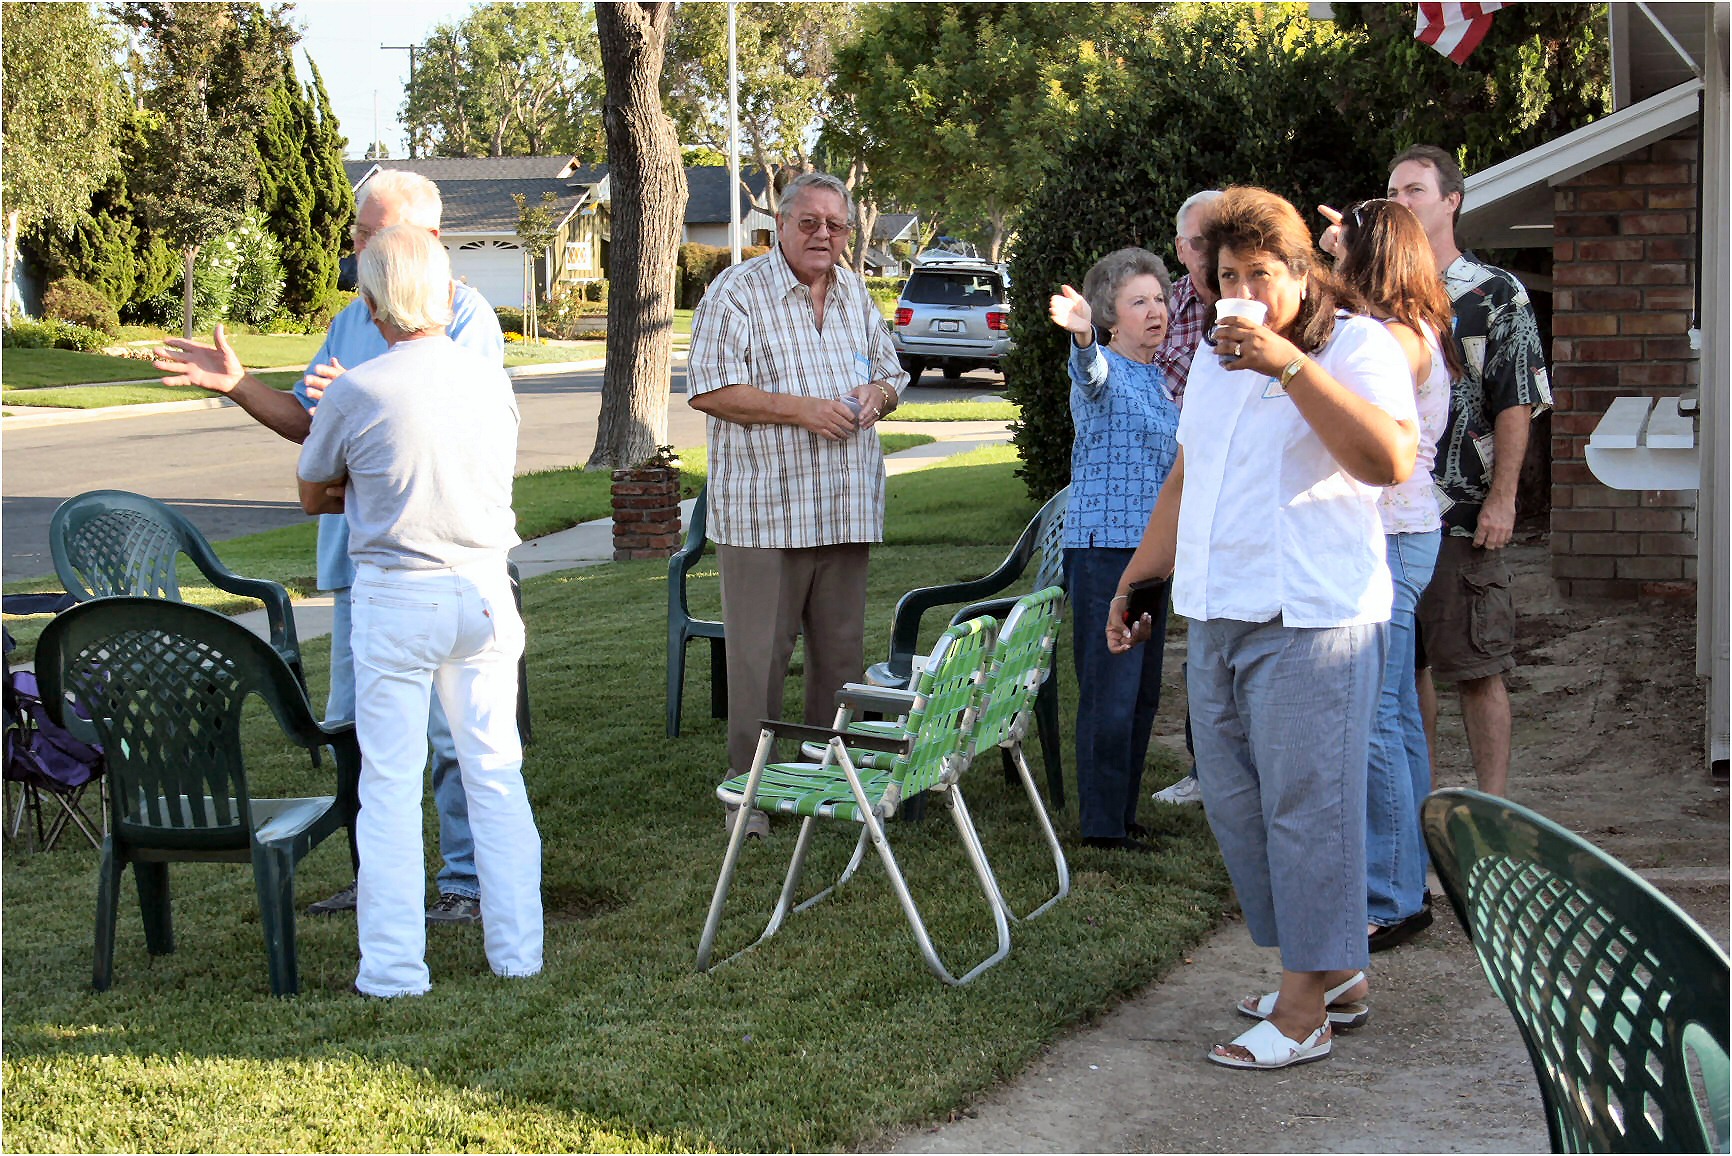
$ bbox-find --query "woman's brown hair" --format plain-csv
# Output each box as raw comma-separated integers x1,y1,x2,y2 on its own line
1337,198,1464,381
1201,186,1359,354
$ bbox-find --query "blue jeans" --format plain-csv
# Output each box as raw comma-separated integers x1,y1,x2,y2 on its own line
1365,530,1440,926
330,586,479,900
1064,548,1168,839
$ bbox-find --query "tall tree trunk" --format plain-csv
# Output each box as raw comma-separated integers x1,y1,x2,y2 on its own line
181,244,199,338
590,2,687,471
2,208,20,324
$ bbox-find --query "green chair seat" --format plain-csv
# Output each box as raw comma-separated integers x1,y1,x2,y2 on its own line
718,760,896,823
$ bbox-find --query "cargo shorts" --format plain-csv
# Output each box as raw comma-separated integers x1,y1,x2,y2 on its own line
1414,535,1516,683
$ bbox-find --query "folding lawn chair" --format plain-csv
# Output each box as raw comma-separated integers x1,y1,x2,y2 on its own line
811,588,1071,920
4,667,105,852
697,615,1012,985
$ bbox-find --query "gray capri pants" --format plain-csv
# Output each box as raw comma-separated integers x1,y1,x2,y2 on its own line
1188,617,1383,974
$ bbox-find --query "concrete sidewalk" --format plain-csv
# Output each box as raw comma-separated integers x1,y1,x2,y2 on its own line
231,420,1012,645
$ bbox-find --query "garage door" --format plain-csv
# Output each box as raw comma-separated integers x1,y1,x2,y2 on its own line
451,239,526,311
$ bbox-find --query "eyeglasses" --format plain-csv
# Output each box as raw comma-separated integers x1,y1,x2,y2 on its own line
1347,198,1394,231
1177,234,1206,250
351,223,376,245
792,216,852,237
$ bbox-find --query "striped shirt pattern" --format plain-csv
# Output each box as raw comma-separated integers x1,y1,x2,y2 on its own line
688,245,909,548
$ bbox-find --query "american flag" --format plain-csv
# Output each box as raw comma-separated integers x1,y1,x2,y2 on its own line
1415,2,1506,65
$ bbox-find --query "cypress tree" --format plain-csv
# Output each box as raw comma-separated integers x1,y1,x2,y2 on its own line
257,54,321,317
305,60,354,316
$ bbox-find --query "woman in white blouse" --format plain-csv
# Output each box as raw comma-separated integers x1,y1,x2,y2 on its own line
1106,187,1418,1071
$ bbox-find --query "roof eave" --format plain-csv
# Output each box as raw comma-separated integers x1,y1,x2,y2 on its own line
1459,79,1703,249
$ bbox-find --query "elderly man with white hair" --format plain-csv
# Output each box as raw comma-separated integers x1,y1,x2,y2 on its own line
155,170,503,924
296,224,541,998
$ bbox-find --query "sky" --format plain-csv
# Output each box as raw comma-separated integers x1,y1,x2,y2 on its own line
290,0,479,160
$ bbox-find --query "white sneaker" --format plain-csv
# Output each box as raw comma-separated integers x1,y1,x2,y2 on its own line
1151,774,1203,806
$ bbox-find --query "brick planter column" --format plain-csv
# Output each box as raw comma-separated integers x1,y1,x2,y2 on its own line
611,467,681,560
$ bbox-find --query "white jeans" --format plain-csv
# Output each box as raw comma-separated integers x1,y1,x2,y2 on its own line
350,560,542,996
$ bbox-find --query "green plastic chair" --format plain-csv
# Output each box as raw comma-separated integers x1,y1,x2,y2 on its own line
820,588,1071,920
1422,789,1730,1153
697,616,1010,985
37,598,361,999
667,485,726,737
51,489,317,766
865,485,1069,809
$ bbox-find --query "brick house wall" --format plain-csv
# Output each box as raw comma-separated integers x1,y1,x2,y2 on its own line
1548,131,1700,599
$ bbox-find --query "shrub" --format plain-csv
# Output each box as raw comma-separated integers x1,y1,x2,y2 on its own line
226,212,286,326
49,321,113,352
309,290,357,330
495,306,525,336
2,320,58,349
3,318,113,352
42,277,121,336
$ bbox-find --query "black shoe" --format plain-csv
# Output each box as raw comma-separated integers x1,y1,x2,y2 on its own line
1126,821,1150,840
1368,906,1434,953
1081,835,1155,853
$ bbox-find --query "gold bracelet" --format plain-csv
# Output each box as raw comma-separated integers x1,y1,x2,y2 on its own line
876,381,896,408
1279,355,1308,388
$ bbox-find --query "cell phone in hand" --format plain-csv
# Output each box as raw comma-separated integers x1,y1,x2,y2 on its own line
1123,577,1166,625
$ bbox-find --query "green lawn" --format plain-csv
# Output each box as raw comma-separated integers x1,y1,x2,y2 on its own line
0,349,163,389
887,400,1019,422
3,372,301,410
0,434,936,661
0,448,1225,1152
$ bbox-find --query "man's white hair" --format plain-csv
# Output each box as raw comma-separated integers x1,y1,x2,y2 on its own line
780,171,853,223
1175,189,1224,236
359,169,443,230
358,225,454,334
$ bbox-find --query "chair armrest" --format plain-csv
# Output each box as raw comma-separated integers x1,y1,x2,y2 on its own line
883,525,1039,677
836,683,917,715
948,596,1017,628
181,539,301,660
759,719,912,757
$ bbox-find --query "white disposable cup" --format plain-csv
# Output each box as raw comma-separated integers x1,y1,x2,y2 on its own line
1214,298,1268,326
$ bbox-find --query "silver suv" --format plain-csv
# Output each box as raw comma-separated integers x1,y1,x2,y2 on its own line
891,257,1011,386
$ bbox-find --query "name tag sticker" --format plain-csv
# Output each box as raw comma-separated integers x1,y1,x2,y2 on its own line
853,351,872,386
1261,376,1287,399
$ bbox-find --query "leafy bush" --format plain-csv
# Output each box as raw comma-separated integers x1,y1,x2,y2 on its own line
41,277,121,336
495,306,525,336
2,318,112,352
1004,5,1371,499
226,213,286,326
309,290,357,330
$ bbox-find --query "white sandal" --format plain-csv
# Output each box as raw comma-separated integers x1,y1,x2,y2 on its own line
1236,970,1369,1029
1208,1018,1333,1070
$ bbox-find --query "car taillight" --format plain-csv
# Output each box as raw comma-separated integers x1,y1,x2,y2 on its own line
894,307,912,327
987,311,1008,331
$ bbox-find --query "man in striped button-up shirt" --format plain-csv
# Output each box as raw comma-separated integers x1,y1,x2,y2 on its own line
688,172,910,806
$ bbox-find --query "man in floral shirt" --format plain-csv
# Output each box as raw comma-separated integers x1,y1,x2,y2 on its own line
1388,145,1551,798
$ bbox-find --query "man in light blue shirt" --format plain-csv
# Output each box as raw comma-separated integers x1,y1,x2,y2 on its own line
155,170,505,923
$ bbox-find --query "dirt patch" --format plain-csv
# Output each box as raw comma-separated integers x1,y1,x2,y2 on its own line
888,538,1727,1154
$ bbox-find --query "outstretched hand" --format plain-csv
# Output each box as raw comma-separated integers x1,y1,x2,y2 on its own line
1318,204,1345,260
155,323,246,395
1048,285,1094,339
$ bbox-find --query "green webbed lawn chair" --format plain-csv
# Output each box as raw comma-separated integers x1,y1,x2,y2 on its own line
812,587,1071,921
667,485,727,738
38,598,361,999
697,616,1011,985
1423,788,1730,1153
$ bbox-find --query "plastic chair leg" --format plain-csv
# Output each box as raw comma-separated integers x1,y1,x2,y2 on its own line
1035,676,1064,810
667,631,688,738
708,636,728,719
134,861,174,956
252,845,300,997
92,837,123,991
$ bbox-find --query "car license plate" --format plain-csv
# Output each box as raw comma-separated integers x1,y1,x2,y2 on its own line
935,319,961,333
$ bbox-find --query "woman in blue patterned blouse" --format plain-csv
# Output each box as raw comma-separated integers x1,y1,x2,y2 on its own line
1048,247,1181,851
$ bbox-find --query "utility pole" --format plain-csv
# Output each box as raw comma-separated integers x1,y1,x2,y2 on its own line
382,42,423,158
727,1,741,265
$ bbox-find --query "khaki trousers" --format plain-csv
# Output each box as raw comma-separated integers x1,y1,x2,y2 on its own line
715,542,871,776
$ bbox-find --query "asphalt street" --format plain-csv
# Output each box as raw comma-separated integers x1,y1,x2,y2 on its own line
1,365,1003,582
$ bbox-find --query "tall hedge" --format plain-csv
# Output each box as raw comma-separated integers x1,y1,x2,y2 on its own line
1004,2,1609,500
1004,5,1368,498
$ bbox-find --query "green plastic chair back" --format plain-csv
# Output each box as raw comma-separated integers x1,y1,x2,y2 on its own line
885,615,996,802
972,587,1064,753
49,489,307,697
1423,788,1730,1153
37,598,360,997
